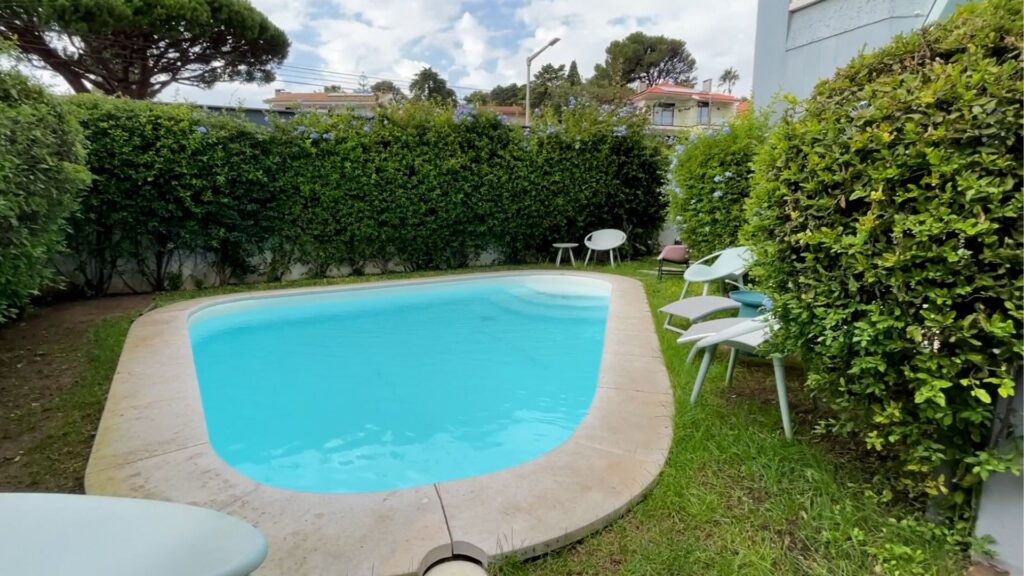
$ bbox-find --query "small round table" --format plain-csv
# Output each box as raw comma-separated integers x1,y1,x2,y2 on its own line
729,290,768,317
552,243,579,267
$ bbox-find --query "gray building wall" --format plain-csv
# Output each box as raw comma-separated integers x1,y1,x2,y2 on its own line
975,379,1024,576
752,2,1021,574
753,0,966,104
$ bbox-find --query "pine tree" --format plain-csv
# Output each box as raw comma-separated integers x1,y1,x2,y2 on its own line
567,60,582,86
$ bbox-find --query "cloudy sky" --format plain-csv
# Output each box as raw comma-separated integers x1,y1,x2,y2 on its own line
26,0,758,106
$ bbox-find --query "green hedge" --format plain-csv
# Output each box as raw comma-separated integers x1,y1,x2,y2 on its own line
0,67,89,321
668,112,767,257
743,0,1022,509
64,98,667,291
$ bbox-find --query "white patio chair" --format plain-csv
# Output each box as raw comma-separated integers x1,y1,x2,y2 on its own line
689,316,793,439
658,246,753,334
680,246,753,298
583,229,627,267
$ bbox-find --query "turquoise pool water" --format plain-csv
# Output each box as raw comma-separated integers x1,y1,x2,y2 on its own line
188,275,610,493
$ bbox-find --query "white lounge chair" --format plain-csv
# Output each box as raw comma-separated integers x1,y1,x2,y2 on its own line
659,246,753,334
0,493,268,576
660,296,741,335
679,246,753,298
689,316,793,439
583,229,627,267
676,316,752,363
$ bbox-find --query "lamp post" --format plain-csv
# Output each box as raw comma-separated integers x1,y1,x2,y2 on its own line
525,37,560,127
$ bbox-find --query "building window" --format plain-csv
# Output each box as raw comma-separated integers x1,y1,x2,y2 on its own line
652,104,675,126
698,102,710,125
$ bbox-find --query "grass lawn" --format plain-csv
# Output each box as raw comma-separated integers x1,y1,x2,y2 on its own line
3,260,967,574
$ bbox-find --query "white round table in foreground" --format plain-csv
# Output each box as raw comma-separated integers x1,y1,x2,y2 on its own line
0,493,267,576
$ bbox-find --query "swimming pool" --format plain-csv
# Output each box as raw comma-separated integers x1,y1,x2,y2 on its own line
188,275,611,493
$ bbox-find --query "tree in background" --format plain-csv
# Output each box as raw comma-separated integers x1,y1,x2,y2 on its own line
530,63,566,110
0,0,289,99
464,90,490,106
370,80,407,103
584,61,634,105
718,67,739,94
566,60,582,86
602,32,697,87
489,83,525,106
409,67,456,105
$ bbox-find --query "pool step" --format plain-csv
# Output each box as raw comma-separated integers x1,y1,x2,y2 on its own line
488,289,607,320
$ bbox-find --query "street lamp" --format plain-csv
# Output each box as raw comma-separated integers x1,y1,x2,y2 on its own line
525,37,560,127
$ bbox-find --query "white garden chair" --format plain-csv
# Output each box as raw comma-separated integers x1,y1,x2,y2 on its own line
658,246,753,334
583,229,627,267
679,246,752,297
689,316,793,439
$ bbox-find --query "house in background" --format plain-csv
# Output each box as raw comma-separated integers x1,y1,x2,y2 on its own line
753,2,1021,575
263,89,391,114
194,104,295,126
478,105,526,125
629,83,743,133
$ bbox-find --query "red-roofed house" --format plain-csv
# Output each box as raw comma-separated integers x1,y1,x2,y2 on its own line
478,105,527,126
263,89,392,113
629,83,743,132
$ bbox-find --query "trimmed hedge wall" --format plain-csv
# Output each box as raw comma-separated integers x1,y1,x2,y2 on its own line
743,0,1022,508
66,96,287,292
64,98,667,293
0,68,89,320
668,112,767,257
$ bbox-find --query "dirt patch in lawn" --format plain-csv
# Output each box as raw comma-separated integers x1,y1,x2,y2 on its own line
0,295,152,492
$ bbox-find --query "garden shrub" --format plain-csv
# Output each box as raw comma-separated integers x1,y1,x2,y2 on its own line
191,113,285,284
60,97,667,291
280,102,667,271
277,103,509,273
67,96,284,291
68,96,205,292
0,67,89,321
668,112,767,257
743,0,1022,510
520,103,668,262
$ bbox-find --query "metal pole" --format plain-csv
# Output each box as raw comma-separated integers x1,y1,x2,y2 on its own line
526,60,532,127
524,37,560,129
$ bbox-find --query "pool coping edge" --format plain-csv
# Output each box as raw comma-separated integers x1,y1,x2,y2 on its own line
84,270,674,575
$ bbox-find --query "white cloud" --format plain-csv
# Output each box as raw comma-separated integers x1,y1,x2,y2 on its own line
315,0,463,80
392,58,432,79
511,0,756,96
249,0,313,33
16,0,757,105
453,13,489,68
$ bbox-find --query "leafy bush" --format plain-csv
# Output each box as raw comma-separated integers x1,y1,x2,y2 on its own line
743,0,1022,507
668,112,767,257
67,96,284,292
191,113,285,284
276,103,509,273
522,103,668,261
0,67,89,321
60,98,667,291
279,102,667,272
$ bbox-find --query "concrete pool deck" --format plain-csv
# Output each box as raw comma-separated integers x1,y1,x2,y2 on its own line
85,271,674,575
